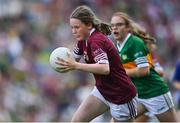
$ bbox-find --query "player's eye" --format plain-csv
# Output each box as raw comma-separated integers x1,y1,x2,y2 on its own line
111,23,126,28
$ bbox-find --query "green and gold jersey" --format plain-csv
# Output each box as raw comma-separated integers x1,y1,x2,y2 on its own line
111,33,169,99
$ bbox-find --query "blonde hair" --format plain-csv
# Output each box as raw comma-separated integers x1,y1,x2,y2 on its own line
112,12,156,44
70,5,111,35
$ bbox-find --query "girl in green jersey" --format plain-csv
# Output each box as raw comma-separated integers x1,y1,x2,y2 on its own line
110,12,178,122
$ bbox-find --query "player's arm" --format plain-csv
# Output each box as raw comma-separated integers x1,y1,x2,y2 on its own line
152,56,164,76
125,54,150,77
56,58,110,75
75,62,110,75
125,67,149,77
126,40,150,77
154,66,164,77
58,46,110,75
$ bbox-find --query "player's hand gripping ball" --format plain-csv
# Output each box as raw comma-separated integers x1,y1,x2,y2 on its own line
49,47,73,73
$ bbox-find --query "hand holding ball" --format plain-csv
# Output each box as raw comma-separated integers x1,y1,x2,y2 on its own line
49,47,73,73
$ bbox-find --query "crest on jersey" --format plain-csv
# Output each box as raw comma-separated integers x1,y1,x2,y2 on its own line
122,54,127,60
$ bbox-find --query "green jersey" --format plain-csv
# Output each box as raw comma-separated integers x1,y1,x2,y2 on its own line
111,33,169,99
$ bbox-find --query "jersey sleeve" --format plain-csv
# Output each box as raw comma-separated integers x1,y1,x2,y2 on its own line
73,41,83,59
132,39,149,68
91,40,109,64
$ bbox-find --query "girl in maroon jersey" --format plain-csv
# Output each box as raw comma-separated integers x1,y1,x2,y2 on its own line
56,5,137,122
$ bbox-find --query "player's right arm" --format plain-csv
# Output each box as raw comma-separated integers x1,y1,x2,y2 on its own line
125,67,149,77
56,56,110,75
125,38,150,77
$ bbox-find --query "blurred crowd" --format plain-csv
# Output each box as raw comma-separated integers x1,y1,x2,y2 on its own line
0,0,179,122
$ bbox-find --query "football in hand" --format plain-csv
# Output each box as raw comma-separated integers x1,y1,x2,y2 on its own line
49,47,72,73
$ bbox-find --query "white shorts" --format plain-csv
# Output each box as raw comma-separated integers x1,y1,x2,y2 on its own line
137,91,174,115
90,86,137,121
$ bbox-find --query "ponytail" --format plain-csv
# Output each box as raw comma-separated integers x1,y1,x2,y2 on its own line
93,19,111,35
130,22,156,44
98,22,111,35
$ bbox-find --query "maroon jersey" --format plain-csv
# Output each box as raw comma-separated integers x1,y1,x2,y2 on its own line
73,30,137,104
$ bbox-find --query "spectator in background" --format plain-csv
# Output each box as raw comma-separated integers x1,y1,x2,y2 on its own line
0,64,12,121
173,59,180,117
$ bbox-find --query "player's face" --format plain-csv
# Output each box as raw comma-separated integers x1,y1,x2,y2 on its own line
111,16,128,41
70,18,91,41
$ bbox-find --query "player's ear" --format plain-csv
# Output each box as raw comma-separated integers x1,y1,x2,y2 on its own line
87,23,93,30
125,27,131,34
